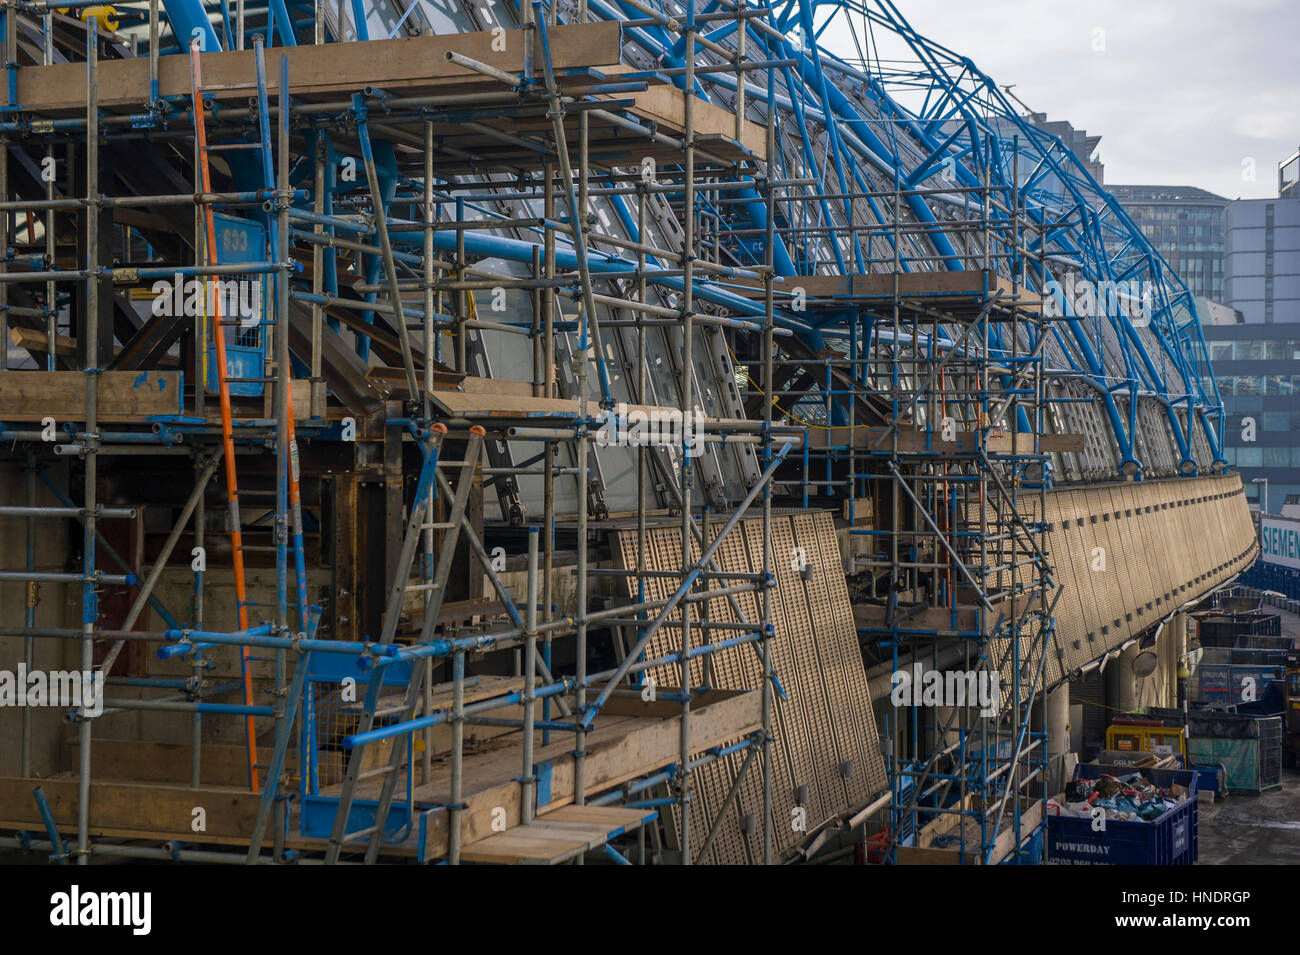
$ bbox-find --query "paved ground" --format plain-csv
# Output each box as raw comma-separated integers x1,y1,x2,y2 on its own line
1198,767,1300,864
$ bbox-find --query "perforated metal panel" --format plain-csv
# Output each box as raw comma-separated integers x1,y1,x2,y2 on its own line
1042,474,1257,679
611,511,887,862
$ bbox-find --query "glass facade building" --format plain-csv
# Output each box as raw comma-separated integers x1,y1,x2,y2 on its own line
1202,323,1300,510
1281,148,1299,200
1108,185,1229,301
1201,175,1300,510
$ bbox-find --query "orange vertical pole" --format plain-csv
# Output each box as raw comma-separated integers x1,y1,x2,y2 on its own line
190,41,260,792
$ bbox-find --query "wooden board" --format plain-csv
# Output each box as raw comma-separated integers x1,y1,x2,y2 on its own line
459,830,589,865
427,390,740,428
62,739,290,788
13,23,625,113
608,82,767,161
455,376,536,397
542,804,656,834
0,776,261,842
396,687,761,859
806,425,1082,454
459,804,654,864
5,695,751,858
428,390,583,420
9,325,76,358
0,370,181,422
854,602,985,635
392,121,754,173
723,271,1042,308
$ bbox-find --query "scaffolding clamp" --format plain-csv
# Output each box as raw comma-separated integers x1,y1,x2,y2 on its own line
358,642,385,670
171,628,194,655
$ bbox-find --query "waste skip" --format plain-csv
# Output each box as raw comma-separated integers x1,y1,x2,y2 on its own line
1148,707,1284,794
1046,764,1198,865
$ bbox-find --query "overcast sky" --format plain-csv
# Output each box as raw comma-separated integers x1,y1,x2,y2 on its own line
823,0,1298,200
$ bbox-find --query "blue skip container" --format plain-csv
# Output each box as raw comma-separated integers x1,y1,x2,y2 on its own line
1046,764,1199,865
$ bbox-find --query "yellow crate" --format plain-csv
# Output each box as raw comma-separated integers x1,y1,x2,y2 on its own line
1105,722,1187,760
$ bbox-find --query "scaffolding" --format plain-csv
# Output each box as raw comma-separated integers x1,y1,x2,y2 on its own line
0,1,1248,867
722,168,1056,861
0,1,801,866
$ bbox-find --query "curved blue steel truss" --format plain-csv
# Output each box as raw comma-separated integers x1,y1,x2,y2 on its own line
159,0,1227,482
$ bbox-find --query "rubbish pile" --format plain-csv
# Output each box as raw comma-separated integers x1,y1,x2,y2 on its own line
1048,772,1190,823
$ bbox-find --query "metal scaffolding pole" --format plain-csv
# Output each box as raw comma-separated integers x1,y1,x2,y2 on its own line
74,17,100,867
0,0,1196,870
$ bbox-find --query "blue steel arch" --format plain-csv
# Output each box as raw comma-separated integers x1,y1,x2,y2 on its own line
157,0,1227,479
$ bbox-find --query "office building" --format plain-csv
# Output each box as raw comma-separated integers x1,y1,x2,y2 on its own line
1108,185,1229,301
1201,151,1300,509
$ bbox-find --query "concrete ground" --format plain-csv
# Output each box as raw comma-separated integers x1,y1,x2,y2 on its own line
1198,767,1300,864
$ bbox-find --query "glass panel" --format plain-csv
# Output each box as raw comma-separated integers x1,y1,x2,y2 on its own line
418,0,477,33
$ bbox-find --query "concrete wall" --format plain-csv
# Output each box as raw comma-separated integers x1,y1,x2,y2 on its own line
1038,472,1257,689
88,567,333,751
0,459,74,777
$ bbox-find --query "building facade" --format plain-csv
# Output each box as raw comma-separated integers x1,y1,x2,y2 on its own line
1202,321,1300,510
1224,193,1300,325
1030,113,1105,184
1108,184,1229,301
1281,148,1299,200
1201,157,1300,510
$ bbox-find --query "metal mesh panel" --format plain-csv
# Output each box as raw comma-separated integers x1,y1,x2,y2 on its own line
611,511,887,861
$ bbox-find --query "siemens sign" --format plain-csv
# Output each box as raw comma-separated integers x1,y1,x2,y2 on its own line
1261,517,1300,571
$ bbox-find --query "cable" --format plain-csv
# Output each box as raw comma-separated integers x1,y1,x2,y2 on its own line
722,334,840,430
